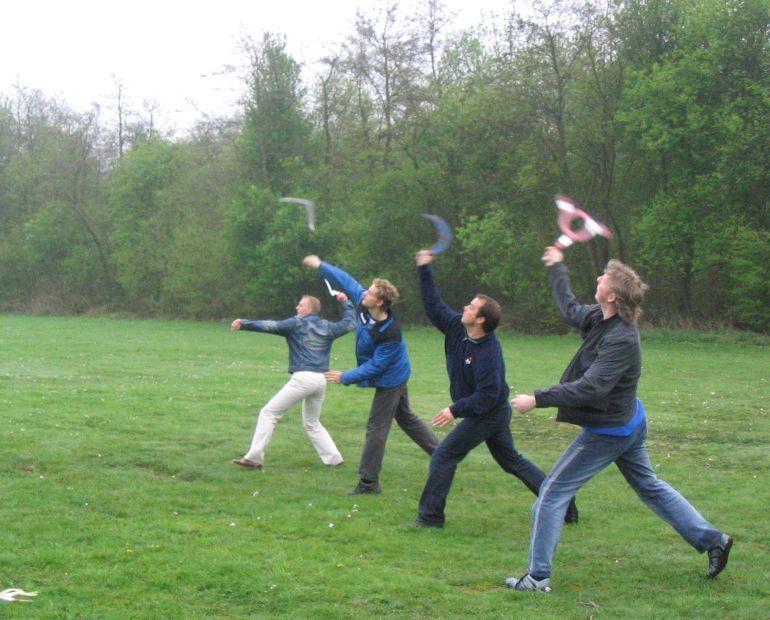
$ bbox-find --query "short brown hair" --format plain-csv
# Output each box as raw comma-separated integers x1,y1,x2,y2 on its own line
371,278,399,309
476,294,502,333
302,295,321,314
604,260,648,324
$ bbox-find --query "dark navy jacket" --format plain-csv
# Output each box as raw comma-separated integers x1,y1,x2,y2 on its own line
534,263,641,428
318,262,411,389
418,265,510,418
240,301,355,373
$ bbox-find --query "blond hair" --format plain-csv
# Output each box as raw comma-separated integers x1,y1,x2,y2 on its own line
371,278,399,308
302,295,321,314
605,260,648,324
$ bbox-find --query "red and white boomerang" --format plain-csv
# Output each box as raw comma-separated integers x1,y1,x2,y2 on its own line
553,195,612,249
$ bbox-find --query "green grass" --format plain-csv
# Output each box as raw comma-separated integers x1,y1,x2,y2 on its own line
1,315,768,618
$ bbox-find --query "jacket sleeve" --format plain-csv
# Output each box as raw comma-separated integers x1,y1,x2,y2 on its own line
449,359,504,418
549,263,600,332
318,263,367,306
328,300,356,338
418,264,460,334
341,340,401,385
239,317,297,336
534,335,635,408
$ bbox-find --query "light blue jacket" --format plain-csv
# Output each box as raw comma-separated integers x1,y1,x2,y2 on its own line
240,301,355,373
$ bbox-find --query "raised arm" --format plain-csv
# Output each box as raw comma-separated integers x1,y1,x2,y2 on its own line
304,255,367,306
416,251,459,334
543,247,598,332
328,296,356,338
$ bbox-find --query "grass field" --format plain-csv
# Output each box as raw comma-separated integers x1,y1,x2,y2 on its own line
1,315,768,618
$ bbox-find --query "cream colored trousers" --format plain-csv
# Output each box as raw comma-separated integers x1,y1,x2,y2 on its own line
243,371,343,466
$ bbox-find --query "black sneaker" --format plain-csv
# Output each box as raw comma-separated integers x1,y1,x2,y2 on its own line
348,482,382,495
707,533,733,579
564,498,579,525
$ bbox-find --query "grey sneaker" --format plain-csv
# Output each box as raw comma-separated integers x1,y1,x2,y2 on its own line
505,574,552,592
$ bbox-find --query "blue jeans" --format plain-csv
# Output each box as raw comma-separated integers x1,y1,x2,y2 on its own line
418,406,546,526
528,419,723,578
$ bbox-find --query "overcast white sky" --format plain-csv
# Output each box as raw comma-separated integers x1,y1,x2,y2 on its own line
1,0,514,134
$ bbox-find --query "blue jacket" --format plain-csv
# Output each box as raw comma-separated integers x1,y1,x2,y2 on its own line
318,262,411,389
533,263,641,428
240,301,355,373
418,265,510,418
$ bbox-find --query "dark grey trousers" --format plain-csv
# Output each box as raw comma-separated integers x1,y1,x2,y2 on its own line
358,383,439,486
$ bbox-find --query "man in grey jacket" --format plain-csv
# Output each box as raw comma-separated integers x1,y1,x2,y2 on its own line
231,293,355,469
505,246,732,592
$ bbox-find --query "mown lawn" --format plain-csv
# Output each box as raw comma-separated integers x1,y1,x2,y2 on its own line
1,315,767,618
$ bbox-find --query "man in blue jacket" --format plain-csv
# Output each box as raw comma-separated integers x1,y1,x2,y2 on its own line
230,292,355,469
506,246,732,592
303,254,439,495
412,250,578,528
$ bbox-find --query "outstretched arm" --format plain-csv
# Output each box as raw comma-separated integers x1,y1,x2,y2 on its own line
338,340,402,385
235,317,297,336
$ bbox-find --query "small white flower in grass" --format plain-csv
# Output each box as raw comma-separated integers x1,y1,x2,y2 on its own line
229,522,236,527
252,491,259,497
328,523,334,528
308,503,313,507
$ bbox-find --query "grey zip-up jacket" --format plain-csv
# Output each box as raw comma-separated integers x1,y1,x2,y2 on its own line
534,263,641,429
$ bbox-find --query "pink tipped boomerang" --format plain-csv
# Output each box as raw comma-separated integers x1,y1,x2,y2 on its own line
553,195,612,249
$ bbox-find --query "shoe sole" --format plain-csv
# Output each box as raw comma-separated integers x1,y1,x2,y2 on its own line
231,459,262,469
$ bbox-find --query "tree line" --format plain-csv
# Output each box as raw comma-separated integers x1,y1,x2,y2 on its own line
0,0,767,332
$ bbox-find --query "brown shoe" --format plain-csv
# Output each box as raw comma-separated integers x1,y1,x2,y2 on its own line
231,458,262,469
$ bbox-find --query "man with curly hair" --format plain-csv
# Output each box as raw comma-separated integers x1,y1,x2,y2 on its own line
505,247,732,593
303,255,438,495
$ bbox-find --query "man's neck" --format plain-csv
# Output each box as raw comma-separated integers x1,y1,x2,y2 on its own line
465,324,486,340
601,302,618,320
369,307,388,322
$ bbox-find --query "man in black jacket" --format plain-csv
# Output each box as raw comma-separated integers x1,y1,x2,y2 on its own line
411,250,577,528
505,246,732,592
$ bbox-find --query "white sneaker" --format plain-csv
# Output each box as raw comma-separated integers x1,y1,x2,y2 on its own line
505,574,552,592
